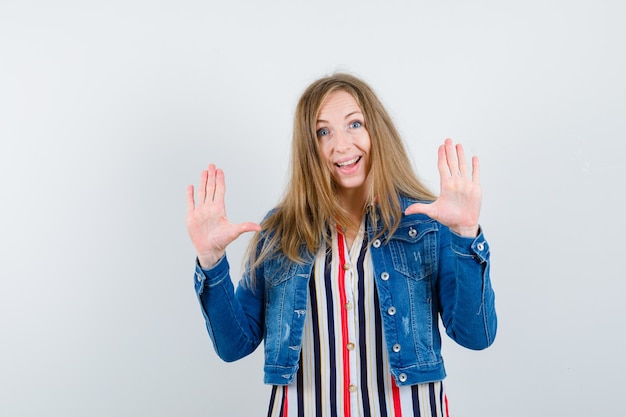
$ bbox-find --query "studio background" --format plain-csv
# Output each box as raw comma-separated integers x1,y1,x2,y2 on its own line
1,1,624,416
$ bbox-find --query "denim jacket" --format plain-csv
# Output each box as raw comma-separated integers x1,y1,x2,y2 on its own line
194,195,497,386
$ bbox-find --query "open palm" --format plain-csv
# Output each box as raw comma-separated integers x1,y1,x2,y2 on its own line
186,164,261,268
405,139,482,237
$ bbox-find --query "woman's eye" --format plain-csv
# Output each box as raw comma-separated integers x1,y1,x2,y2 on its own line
349,121,363,129
316,128,330,138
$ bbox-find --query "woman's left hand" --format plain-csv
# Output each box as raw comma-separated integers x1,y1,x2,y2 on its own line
405,138,482,237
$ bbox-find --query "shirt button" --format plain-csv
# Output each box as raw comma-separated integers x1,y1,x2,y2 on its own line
393,343,401,352
372,239,381,248
343,263,351,270
381,272,390,281
477,242,485,251
388,306,396,316
348,384,357,393
398,373,407,382
347,342,355,351
408,227,417,237
345,302,353,310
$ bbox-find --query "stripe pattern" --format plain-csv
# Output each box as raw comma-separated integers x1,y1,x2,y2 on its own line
267,225,450,417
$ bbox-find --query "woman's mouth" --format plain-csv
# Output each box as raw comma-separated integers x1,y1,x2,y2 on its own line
335,156,361,168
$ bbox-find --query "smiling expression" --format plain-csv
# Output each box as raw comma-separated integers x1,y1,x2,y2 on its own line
316,90,372,201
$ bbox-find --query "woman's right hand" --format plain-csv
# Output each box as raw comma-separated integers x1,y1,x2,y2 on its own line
186,164,261,269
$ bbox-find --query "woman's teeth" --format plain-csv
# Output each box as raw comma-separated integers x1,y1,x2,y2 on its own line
336,156,360,167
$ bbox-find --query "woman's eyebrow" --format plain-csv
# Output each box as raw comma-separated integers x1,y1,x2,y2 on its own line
344,111,362,119
316,111,363,124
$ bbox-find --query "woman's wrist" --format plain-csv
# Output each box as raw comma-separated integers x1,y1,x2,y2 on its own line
450,224,479,238
197,251,224,270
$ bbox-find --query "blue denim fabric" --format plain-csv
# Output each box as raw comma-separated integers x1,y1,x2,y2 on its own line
194,195,497,386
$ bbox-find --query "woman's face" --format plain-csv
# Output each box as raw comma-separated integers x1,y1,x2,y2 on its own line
316,90,372,200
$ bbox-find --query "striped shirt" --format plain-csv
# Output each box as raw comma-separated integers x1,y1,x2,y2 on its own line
267,224,450,417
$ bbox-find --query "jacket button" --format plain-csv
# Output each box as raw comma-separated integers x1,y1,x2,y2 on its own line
393,343,401,352
381,272,389,281
398,373,407,382
387,306,396,316
408,227,417,237
372,239,381,248
477,242,485,251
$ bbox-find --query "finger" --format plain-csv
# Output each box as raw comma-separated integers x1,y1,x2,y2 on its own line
405,202,432,216
214,168,226,204
237,222,262,234
436,144,449,179
444,138,460,176
472,155,481,183
228,222,262,243
456,143,469,177
197,170,208,204
186,185,195,212
205,164,217,203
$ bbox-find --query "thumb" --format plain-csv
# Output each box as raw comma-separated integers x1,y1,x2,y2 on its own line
236,222,262,235
404,202,432,216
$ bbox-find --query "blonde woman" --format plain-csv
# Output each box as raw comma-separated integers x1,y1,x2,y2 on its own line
186,74,497,416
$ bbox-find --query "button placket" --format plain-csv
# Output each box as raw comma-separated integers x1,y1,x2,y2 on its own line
340,231,360,400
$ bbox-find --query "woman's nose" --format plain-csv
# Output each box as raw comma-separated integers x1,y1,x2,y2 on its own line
334,128,352,151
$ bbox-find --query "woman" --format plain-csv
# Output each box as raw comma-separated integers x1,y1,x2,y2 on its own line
186,73,497,416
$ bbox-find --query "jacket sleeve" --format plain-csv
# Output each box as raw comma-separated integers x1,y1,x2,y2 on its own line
194,255,266,362
436,225,497,350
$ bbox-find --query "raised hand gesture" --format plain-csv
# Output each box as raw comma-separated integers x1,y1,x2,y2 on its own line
186,164,261,268
405,139,482,237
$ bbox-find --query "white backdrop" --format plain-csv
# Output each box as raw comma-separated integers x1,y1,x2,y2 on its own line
1,1,625,416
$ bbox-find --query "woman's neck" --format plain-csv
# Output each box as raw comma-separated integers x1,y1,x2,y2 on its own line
337,187,369,248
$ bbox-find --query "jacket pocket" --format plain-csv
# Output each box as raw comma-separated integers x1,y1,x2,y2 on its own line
263,256,300,287
388,221,438,280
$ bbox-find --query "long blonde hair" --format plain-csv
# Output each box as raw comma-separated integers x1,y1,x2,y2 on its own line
246,73,435,281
